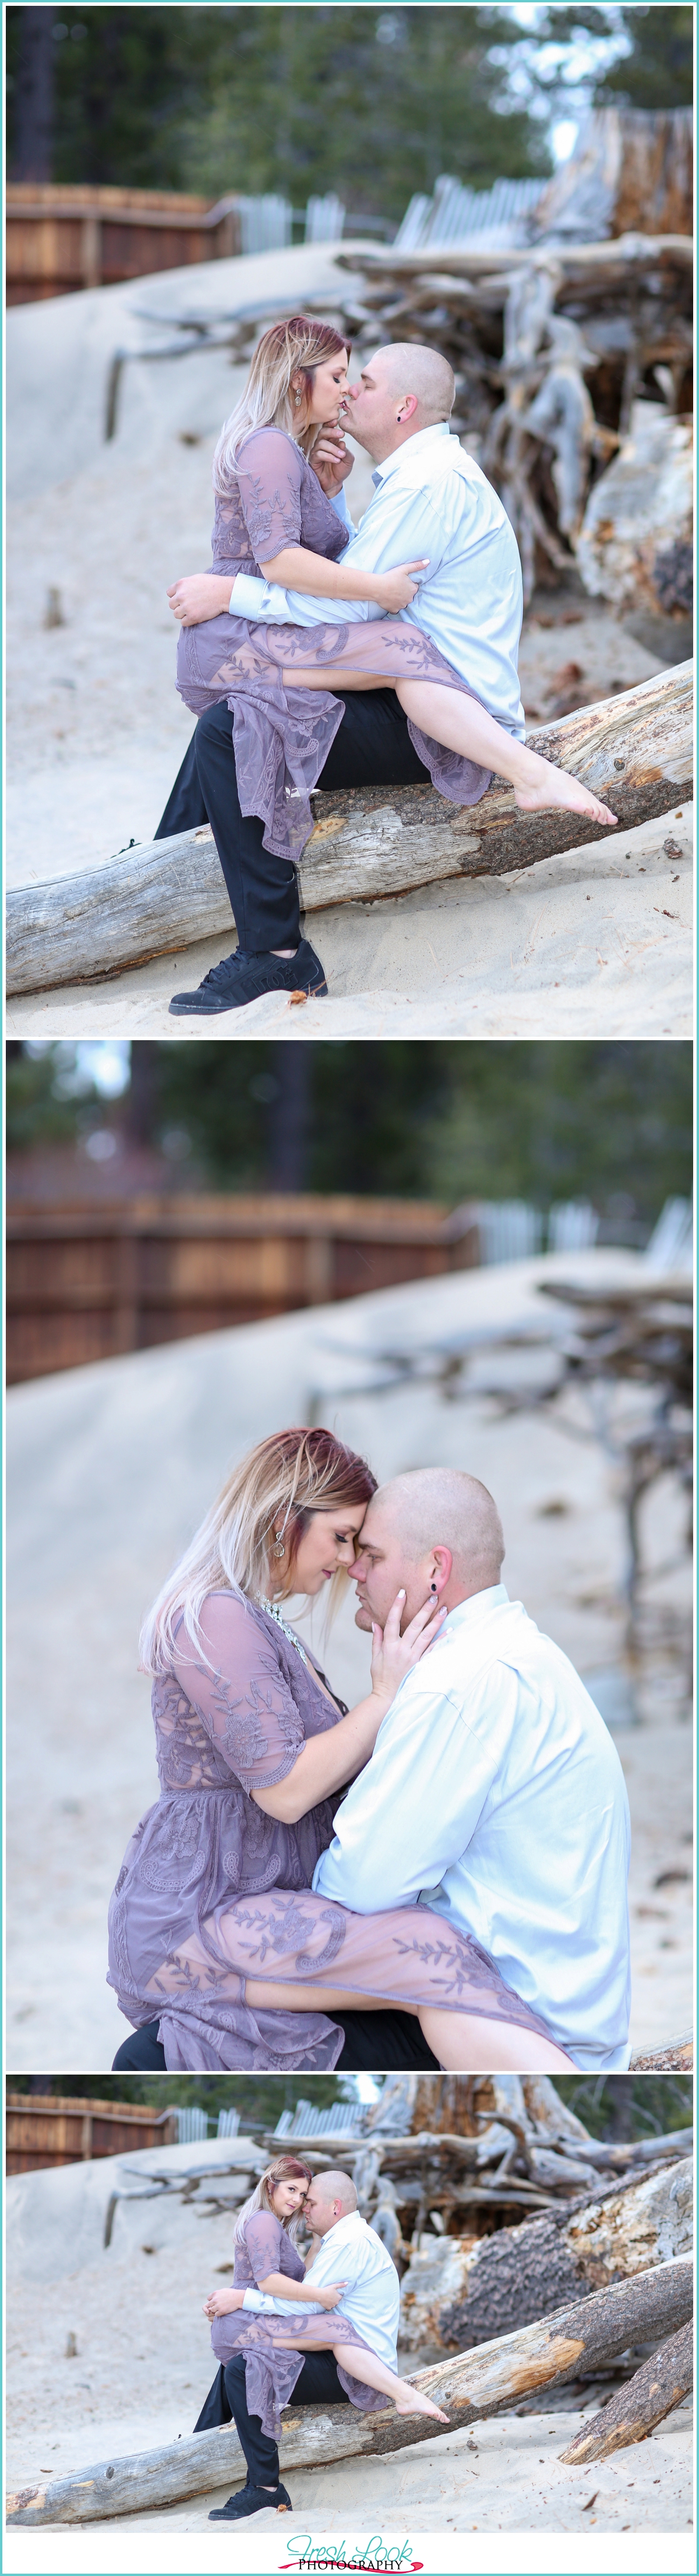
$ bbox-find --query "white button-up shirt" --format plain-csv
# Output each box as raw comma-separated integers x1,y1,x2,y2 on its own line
230,422,525,736
312,1585,631,2070
241,2209,400,2371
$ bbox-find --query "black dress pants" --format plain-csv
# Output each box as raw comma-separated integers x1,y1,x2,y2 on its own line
112,2008,439,2072
154,692,432,952
194,2350,349,2487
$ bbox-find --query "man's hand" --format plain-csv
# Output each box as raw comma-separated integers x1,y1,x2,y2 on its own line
203,2285,246,2318
167,574,233,626
315,2281,349,2310
370,561,429,612
310,425,355,497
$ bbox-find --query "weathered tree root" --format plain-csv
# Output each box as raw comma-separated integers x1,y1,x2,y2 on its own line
559,2318,693,2462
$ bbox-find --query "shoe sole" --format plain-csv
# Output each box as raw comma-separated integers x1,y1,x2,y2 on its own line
168,976,328,1017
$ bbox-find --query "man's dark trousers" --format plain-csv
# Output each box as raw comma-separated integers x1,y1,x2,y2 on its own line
194,2349,349,2489
154,693,433,953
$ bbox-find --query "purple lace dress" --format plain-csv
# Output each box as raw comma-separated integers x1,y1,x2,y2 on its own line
175,425,492,863
210,2210,384,2437
107,1590,553,2072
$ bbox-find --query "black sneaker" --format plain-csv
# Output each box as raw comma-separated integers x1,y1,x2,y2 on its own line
209,2482,292,2520
168,941,327,1016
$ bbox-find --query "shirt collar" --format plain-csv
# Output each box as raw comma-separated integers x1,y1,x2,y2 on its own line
371,420,453,488
442,1583,510,1635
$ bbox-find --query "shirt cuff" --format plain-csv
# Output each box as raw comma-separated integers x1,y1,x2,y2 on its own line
242,2287,267,2310
228,571,294,621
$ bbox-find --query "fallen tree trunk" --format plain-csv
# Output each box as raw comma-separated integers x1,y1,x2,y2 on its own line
6,662,692,995
6,2256,691,2525
560,2318,693,2464
630,2033,693,2071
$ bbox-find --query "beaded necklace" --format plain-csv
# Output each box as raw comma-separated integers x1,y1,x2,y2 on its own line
263,1598,309,1667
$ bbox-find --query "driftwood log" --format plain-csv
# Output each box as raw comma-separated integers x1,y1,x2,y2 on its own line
6,2257,692,2526
560,2319,693,2464
6,662,692,996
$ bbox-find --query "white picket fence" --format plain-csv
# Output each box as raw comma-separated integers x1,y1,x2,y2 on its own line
393,171,546,253
274,2098,359,2139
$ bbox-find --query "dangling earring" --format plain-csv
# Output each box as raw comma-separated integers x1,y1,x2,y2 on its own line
274,1534,285,1559
294,391,302,408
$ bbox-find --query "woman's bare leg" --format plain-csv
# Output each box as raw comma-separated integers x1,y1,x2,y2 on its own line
280,662,617,829
418,2007,574,2071
266,2327,449,2421
396,679,617,828
242,1976,572,2069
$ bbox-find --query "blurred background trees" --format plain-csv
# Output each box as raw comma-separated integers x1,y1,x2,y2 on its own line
9,2069,694,2137
6,1040,693,1235
7,5,693,210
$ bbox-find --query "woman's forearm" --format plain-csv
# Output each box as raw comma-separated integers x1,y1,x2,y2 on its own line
257,2270,324,2302
258,544,379,604
250,1691,387,1825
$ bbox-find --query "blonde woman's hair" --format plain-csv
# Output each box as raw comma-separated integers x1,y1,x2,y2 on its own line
213,315,350,494
233,2154,314,2248
139,1425,376,1675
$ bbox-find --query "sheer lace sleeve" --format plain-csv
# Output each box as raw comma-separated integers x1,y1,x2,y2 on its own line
243,2212,305,2282
235,429,304,563
171,1594,305,1791
244,2211,286,2283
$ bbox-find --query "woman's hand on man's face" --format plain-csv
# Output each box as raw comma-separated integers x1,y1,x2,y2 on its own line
311,425,355,494
369,1587,447,1709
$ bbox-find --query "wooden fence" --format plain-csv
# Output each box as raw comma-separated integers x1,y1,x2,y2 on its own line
6,2094,176,2175
6,1193,481,1384
6,183,241,303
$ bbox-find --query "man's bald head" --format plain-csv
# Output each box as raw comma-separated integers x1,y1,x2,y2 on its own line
305,2169,357,2233
353,1468,504,1631
345,340,456,463
375,341,456,425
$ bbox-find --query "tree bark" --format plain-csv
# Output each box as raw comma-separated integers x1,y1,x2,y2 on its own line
418,2157,693,2352
6,2257,691,2525
6,663,692,997
559,2319,693,2463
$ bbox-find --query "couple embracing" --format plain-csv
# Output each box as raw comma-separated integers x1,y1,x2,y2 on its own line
195,2151,444,2524
108,1425,631,2074
158,316,617,1017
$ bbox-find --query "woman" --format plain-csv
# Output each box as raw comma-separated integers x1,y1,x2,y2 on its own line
170,315,616,867
107,1425,571,2073
197,2154,447,2435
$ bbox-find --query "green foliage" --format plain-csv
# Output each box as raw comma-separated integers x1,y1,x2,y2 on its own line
540,5,694,111
5,1042,97,1151
9,2072,360,2122
552,2074,693,2137
421,1041,694,1223
6,6,550,213
7,1042,693,1228
595,5,694,109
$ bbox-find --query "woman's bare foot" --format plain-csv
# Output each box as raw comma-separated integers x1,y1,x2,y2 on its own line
514,755,617,827
393,2386,450,2422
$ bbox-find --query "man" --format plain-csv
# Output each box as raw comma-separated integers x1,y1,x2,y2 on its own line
312,1469,631,2071
198,2169,401,2523
158,341,525,1016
